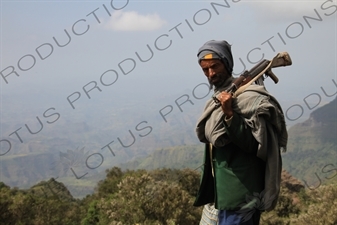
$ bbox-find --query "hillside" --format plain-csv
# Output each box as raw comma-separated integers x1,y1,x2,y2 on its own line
1,166,337,225
283,96,337,186
119,96,337,190
0,152,56,188
2,91,336,200
120,144,204,171
0,91,205,197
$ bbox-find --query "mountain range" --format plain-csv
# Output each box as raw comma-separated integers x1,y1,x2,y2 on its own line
1,92,336,198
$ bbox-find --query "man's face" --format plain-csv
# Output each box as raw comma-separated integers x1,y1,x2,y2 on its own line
200,59,230,89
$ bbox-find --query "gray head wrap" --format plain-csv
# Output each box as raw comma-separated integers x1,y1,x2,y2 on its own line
197,40,234,74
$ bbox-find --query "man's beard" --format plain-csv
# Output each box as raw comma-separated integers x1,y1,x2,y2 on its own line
208,73,228,90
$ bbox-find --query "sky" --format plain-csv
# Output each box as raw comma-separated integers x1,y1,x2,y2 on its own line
0,0,336,174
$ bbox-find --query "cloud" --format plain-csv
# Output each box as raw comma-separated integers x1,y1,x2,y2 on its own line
104,11,167,31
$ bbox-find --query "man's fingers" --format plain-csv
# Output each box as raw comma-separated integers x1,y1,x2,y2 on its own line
217,92,232,102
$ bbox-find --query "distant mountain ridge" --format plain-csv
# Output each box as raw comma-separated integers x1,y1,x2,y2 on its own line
120,144,204,171
282,96,337,186
310,96,337,144
121,96,337,188
1,91,336,197
0,90,206,197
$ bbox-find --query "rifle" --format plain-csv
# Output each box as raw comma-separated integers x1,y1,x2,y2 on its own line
213,52,292,106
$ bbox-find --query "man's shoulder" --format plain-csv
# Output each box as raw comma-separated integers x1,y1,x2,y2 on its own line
243,84,270,96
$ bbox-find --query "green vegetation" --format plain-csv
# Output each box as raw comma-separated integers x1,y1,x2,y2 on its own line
1,167,337,225
0,167,203,225
1,91,336,224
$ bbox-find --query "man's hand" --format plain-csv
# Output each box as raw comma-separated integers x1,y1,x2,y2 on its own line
217,91,233,119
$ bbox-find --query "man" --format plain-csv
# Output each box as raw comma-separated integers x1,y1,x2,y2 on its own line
193,40,288,225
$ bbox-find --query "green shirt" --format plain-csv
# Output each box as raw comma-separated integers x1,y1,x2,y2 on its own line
194,112,265,210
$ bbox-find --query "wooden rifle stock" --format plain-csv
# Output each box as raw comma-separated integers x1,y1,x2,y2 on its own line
231,52,292,97
213,52,292,106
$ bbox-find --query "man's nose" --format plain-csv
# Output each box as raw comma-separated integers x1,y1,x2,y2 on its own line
208,68,216,77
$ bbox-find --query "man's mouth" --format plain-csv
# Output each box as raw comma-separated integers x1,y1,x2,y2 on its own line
210,74,222,84
210,74,218,82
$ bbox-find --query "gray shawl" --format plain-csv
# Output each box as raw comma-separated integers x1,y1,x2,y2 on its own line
196,84,288,211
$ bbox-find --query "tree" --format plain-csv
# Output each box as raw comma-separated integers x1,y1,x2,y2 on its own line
98,173,202,224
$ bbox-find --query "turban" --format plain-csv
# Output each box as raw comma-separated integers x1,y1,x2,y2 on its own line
197,40,234,74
